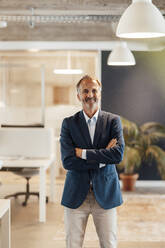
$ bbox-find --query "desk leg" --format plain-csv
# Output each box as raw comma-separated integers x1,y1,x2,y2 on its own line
0,207,11,248
39,167,46,222
50,161,56,203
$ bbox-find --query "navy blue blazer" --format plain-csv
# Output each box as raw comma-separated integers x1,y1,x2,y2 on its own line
60,110,125,209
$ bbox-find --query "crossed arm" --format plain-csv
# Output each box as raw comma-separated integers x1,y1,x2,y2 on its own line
75,138,117,158
60,116,125,171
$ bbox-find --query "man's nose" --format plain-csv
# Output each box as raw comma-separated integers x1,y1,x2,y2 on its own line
87,91,93,98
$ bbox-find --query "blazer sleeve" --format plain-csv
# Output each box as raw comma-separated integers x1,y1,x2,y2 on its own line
60,118,100,171
86,116,125,164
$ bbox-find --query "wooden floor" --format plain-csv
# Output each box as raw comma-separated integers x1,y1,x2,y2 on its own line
0,172,165,248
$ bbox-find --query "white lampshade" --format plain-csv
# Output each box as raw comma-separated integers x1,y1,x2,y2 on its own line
116,0,165,38
107,42,136,66
28,48,40,52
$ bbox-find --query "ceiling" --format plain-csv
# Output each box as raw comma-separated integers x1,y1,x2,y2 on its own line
0,0,164,50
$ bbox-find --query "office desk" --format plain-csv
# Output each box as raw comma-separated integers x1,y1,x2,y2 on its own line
0,161,3,185
0,199,10,248
1,158,55,222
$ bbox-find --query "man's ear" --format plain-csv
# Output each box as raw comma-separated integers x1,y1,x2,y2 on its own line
77,93,81,102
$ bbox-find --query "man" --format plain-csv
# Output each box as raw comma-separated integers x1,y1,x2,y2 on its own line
60,75,125,248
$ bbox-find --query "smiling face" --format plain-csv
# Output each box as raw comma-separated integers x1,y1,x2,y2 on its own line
77,78,101,116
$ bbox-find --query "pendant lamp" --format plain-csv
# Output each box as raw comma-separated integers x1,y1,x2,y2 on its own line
116,0,165,38
107,42,136,66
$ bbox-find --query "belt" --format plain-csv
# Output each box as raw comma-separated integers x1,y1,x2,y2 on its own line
89,184,93,192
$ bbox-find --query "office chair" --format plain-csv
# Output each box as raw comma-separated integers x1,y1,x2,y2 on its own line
0,125,52,207
4,168,49,206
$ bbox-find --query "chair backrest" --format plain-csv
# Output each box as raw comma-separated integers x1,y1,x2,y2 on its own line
0,128,54,158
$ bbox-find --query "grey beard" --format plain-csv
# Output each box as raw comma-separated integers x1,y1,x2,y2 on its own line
85,101,98,110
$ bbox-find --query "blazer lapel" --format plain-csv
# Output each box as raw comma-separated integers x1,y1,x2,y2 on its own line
78,111,93,148
93,110,104,147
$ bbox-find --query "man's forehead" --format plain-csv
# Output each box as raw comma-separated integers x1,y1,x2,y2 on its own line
80,79,99,88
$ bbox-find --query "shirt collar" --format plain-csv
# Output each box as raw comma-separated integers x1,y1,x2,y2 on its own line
83,109,99,123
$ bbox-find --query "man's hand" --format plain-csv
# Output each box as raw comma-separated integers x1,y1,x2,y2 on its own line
106,138,117,149
75,148,83,158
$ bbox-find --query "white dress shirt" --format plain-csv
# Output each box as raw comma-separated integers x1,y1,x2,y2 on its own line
82,110,105,168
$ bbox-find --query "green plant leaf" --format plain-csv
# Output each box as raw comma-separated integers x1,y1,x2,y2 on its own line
118,146,141,174
140,122,165,134
146,145,165,180
118,118,165,179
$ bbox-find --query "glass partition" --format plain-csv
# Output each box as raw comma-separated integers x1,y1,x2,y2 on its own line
0,62,45,127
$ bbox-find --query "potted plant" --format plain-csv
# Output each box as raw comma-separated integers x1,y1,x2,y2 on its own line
118,117,165,191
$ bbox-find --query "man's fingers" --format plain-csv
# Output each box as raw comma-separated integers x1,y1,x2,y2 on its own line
75,148,82,158
108,139,116,146
106,138,117,148
107,143,116,148
110,139,116,145
75,148,78,156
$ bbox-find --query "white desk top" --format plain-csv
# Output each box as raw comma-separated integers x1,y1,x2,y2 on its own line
0,160,3,169
0,157,54,168
0,199,10,218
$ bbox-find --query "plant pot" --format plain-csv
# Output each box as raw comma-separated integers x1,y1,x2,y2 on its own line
119,173,139,191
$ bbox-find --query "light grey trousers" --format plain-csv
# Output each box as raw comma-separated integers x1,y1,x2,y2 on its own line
64,190,117,248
